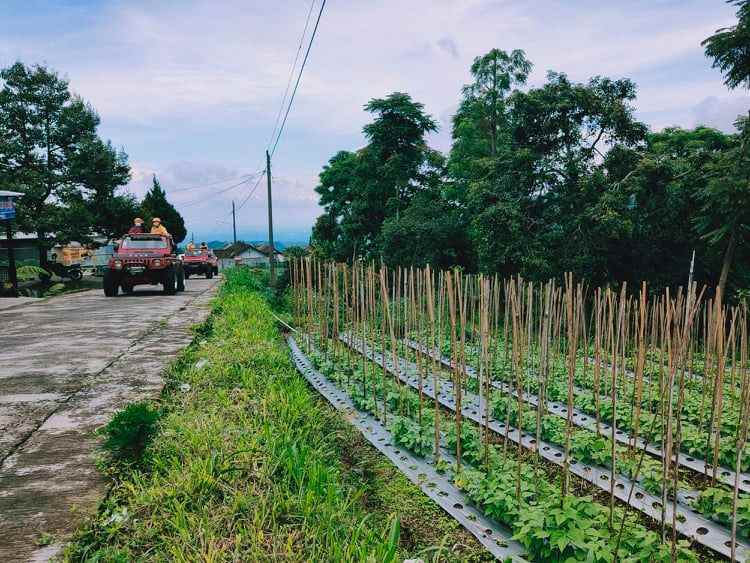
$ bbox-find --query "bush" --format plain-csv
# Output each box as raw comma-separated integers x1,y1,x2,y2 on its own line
101,402,160,463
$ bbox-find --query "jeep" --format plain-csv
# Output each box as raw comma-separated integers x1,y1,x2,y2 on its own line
103,234,185,296
182,249,219,279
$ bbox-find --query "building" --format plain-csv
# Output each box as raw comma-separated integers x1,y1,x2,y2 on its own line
0,231,42,265
214,242,285,271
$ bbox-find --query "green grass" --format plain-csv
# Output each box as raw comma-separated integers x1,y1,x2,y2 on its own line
64,268,485,562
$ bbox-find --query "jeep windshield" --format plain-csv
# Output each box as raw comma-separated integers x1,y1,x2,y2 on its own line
122,238,168,249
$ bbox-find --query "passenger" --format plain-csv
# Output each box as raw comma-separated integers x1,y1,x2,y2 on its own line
200,242,208,254
186,241,196,254
128,217,146,234
150,217,169,236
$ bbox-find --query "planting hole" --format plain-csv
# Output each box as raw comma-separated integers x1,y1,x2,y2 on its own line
453,503,463,510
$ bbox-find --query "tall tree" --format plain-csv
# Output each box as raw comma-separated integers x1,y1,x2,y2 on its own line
140,176,187,243
0,62,100,262
701,0,750,296
312,93,438,260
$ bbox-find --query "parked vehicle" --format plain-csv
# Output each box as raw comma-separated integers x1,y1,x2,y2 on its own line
182,250,218,279
103,234,185,296
39,262,83,281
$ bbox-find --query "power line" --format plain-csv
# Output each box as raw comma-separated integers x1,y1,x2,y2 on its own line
269,0,327,158
235,170,267,213
179,174,260,208
167,173,255,193
266,0,317,151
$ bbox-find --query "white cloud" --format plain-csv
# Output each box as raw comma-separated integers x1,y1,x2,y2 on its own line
1,0,744,239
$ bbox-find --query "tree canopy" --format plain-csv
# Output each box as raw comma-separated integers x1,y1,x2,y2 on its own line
0,62,135,260
140,176,187,243
310,40,750,298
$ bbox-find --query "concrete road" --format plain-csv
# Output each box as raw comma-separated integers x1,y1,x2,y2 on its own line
0,278,219,562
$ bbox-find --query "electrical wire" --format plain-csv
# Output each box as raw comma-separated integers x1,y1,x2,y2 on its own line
235,170,266,213
178,174,260,208
266,0,317,151
269,0,327,158
167,173,255,193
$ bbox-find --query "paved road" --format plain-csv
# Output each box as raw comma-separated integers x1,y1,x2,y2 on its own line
0,278,219,562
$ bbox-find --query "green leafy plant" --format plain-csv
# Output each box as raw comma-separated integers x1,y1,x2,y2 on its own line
100,401,161,464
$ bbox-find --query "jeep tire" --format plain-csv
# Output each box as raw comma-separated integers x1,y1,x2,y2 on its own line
163,270,177,295
176,268,185,292
103,271,119,297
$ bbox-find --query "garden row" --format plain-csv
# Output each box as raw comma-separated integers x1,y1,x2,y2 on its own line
290,258,750,561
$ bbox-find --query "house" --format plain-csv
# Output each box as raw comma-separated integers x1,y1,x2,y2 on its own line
0,231,42,264
214,242,285,271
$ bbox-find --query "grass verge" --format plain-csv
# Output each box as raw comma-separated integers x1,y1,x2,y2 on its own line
64,268,487,562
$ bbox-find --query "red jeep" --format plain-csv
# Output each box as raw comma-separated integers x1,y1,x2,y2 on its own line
103,234,185,296
182,250,218,279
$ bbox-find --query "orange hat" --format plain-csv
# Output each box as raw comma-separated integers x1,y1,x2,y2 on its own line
152,217,161,223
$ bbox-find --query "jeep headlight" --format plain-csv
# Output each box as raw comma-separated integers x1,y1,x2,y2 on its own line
114,260,123,270
153,259,161,267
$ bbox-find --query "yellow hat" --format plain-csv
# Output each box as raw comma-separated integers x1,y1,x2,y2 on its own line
134,217,144,224
152,217,161,223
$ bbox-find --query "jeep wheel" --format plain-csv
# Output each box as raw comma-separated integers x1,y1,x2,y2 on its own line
206,270,213,279
103,271,119,297
163,270,177,295
122,283,134,295
184,272,190,279
176,268,185,292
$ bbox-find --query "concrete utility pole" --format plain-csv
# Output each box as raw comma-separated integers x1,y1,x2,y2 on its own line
232,200,237,245
266,150,276,285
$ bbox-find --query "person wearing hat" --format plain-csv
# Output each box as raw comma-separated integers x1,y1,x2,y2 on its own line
128,217,146,234
150,217,169,236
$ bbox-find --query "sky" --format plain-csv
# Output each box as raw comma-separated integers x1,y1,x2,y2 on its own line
1,0,748,243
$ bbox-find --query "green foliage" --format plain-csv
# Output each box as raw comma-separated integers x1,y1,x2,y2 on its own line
101,402,160,463
0,62,132,255
311,43,750,294
691,487,750,538
140,176,187,243
702,0,750,90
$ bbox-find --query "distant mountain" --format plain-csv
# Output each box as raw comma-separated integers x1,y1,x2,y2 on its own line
204,240,306,251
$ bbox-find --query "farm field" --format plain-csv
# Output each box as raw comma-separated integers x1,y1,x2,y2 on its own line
65,269,491,562
290,259,750,562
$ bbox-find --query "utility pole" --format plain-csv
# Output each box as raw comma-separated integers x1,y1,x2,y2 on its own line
5,221,17,294
266,150,276,285
231,200,237,245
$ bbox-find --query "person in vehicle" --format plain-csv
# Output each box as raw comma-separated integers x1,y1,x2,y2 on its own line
128,217,145,234
150,217,169,236
186,241,195,254
200,242,208,254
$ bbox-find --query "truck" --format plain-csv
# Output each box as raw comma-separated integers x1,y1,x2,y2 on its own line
103,234,185,296
182,249,218,279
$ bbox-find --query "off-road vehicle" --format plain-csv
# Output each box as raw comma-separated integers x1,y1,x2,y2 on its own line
182,249,219,279
103,234,185,296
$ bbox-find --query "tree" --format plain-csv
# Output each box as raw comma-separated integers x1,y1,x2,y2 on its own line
0,62,100,262
140,176,187,243
703,1,750,90
312,93,439,260
380,187,473,270
701,0,750,296
693,118,750,296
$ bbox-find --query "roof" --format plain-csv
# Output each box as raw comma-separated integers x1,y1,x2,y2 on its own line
214,241,284,259
214,241,253,259
255,243,284,256
0,191,23,197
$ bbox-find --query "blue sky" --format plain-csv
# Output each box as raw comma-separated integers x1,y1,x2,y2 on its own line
1,0,748,243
